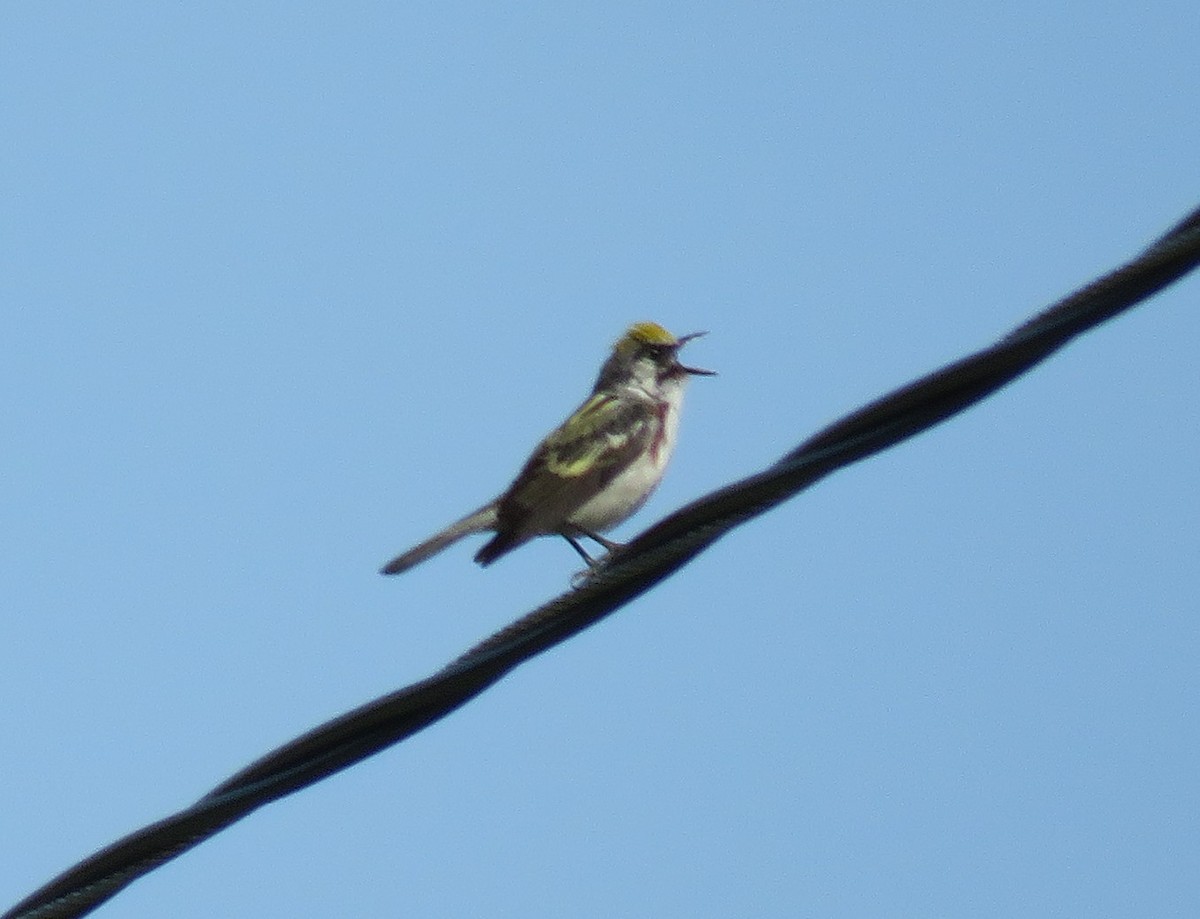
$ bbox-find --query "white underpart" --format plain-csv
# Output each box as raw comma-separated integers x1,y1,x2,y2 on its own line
569,375,686,532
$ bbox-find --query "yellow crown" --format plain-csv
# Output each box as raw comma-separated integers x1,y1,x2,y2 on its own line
620,321,678,349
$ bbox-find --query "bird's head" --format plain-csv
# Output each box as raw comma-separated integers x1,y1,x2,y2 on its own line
595,321,715,393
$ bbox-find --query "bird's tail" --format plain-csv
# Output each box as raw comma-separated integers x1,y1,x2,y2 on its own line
379,502,498,575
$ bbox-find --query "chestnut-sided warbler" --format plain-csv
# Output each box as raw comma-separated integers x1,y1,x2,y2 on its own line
380,322,713,575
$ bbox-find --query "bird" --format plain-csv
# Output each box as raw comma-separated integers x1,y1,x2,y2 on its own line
380,321,713,575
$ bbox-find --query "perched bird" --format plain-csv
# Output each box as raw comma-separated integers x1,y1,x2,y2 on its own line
381,321,713,575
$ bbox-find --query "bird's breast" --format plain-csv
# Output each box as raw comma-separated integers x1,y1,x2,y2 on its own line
568,395,682,532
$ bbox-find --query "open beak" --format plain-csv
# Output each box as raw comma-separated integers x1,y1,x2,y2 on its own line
675,331,716,376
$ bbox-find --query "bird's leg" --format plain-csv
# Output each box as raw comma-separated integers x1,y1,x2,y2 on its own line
562,527,629,589
560,525,626,567
572,526,625,553
560,532,600,567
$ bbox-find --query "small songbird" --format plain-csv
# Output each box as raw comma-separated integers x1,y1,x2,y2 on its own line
380,322,713,575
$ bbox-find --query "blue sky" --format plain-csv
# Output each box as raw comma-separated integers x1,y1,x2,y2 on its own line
2,3,1197,917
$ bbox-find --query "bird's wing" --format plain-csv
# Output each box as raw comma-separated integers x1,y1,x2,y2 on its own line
495,392,660,536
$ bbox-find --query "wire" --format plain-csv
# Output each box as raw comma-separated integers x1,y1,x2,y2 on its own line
6,203,1200,919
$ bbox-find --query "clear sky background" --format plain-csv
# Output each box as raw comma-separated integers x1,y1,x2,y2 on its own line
3,4,1197,918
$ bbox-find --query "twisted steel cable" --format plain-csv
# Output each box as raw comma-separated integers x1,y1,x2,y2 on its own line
6,203,1199,919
